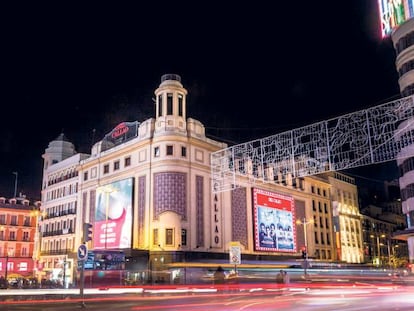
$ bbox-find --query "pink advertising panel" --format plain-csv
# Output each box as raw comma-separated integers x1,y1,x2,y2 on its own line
94,178,134,250
0,258,34,276
253,188,296,253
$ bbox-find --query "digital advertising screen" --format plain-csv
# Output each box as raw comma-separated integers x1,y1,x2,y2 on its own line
378,0,414,38
253,188,296,253
94,178,134,249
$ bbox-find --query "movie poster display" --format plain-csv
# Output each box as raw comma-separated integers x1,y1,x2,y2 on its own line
253,188,296,252
94,178,134,249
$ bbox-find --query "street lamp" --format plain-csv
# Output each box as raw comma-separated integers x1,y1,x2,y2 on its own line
60,259,67,288
4,255,9,281
296,217,313,278
99,185,116,250
4,248,13,282
370,234,386,267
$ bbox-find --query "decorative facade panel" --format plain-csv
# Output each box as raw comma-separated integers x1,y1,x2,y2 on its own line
231,187,247,247
153,172,187,220
196,175,204,247
138,176,146,246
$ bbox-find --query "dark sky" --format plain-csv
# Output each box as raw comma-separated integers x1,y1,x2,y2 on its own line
0,1,401,200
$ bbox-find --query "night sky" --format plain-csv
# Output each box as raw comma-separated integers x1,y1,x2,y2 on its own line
1,1,401,200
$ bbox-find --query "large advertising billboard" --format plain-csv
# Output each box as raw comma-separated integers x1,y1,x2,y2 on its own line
253,188,296,253
378,0,414,38
94,178,134,249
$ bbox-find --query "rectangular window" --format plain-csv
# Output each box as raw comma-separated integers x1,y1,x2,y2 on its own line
153,228,159,245
158,95,163,117
166,145,173,156
103,164,110,174
181,146,186,157
166,228,174,245
0,215,5,225
24,216,30,226
91,167,97,178
124,156,131,167
167,93,173,115
9,231,16,241
10,216,17,226
154,146,160,158
21,247,28,257
181,229,187,246
83,171,88,181
23,232,29,241
114,160,120,171
178,94,183,116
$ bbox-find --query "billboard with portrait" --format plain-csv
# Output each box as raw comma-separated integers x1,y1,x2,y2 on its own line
378,0,414,38
253,188,296,253
94,178,134,249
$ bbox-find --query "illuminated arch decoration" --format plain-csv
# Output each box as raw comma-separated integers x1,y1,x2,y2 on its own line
211,95,414,193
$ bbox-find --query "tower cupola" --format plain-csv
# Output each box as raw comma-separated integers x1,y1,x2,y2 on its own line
154,74,188,135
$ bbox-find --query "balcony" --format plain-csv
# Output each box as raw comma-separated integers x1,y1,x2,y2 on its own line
42,228,74,237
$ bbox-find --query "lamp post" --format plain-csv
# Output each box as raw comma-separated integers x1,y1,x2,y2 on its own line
296,217,313,278
100,186,116,250
4,255,9,281
62,259,67,288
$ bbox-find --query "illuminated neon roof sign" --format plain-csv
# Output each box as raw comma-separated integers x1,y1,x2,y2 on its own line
378,0,414,38
101,121,139,152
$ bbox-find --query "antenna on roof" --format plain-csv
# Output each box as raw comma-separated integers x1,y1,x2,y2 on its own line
91,128,96,146
12,172,18,198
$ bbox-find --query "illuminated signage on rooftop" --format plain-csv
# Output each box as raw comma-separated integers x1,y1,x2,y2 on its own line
378,0,414,38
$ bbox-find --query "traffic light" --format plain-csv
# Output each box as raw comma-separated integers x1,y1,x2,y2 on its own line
83,222,93,243
302,250,307,259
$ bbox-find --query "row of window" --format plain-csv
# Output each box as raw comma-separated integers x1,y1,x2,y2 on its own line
0,230,31,241
310,186,328,197
399,155,414,177
43,219,75,234
395,30,414,56
314,231,331,245
401,84,414,97
84,145,188,181
42,238,74,253
154,145,187,158
0,214,32,226
46,183,78,201
153,228,187,247
157,92,184,118
47,169,78,186
0,247,29,257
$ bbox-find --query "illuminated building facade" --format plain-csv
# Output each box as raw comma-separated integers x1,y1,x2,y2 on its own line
0,196,41,280
39,134,88,286
40,74,366,285
391,17,414,266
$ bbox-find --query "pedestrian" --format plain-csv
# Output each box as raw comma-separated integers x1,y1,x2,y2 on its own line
276,270,284,284
214,266,226,284
283,270,290,284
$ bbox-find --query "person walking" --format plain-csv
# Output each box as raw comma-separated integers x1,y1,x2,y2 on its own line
214,266,226,284
276,270,284,284
283,270,290,284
